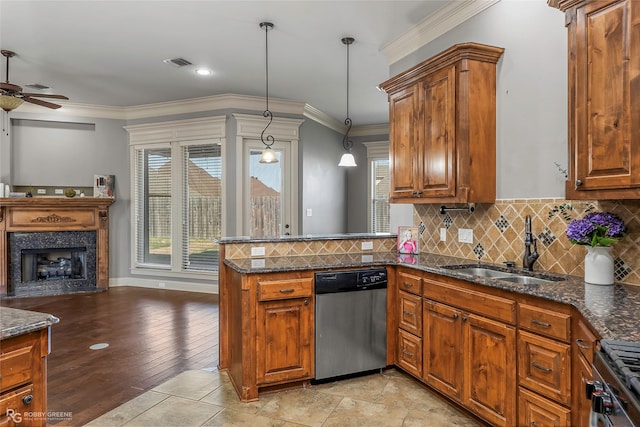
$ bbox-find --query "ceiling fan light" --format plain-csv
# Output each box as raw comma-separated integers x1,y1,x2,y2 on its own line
338,152,357,167
0,95,24,112
259,146,279,164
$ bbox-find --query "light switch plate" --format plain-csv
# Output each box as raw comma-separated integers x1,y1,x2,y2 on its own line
440,228,447,242
37,188,47,195
458,228,473,244
306,208,312,217
250,246,266,257
54,188,63,195
361,241,373,250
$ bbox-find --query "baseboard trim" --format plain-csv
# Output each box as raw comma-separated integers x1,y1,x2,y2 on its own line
110,277,218,294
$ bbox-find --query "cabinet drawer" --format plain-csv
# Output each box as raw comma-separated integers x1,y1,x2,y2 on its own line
574,317,598,364
397,329,422,378
518,330,571,406
398,290,422,336
398,270,422,295
518,387,571,427
0,345,33,393
519,304,570,342
0,385,37,426
422,277,516,324
257,278,313,301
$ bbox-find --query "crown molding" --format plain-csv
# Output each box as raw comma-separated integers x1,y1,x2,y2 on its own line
381,0,501,65
13,93,386,135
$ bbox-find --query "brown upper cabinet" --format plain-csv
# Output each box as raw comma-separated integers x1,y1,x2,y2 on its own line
379,43,504,204
549,0,640,199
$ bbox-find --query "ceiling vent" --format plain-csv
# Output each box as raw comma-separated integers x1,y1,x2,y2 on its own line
163,57,193,67
25,83,51,90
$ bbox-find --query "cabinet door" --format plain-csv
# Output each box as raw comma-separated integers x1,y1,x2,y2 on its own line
574,353,593,427
398,290,422,336
256,297,313,385
572,0,640,193
423,300,463,401
418,65,456,198
389,85,421,200
464,313,516,427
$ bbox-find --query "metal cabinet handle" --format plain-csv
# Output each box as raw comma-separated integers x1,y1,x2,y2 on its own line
576,179,583,187
576,339,590,350
462,316,468,322
531,319,551,328
22,395,33,405
531,422,539,427
403,282,413,288
402,310,414,317
452,313,459,319
402,349,414,357
279,288,295,293
304,298,309,305
532,362,552,372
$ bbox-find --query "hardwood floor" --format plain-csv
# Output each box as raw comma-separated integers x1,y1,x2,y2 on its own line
2,287,219,426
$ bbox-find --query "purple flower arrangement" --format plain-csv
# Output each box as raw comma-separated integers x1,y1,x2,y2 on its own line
566,212,626,247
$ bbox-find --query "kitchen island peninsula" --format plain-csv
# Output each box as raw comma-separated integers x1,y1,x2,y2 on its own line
218,234,640,426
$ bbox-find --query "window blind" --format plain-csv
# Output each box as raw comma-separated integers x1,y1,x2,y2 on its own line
372,159,390,233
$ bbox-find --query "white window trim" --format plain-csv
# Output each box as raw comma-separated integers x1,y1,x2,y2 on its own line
232,113,304,236
124,116,226,278
363,141,390,233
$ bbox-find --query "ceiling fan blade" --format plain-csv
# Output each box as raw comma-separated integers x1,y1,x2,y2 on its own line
23,97,62,109
22,93,69,100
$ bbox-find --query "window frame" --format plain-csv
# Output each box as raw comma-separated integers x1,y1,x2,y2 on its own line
125,117,226,280
363,141,391,234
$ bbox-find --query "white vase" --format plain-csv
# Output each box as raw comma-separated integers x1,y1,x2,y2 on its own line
584,246,614,285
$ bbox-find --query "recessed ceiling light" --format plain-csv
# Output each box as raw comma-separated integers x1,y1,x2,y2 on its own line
195,68,213,76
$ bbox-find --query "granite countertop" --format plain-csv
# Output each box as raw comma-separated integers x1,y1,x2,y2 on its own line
224,252,640,343
0,307,60,340
216,233,394,245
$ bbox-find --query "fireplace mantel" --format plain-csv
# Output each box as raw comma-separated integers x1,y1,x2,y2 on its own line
0,197,114,296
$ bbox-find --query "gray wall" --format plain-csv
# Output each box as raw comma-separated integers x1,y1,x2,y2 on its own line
299,119,348,234
390,1,568,199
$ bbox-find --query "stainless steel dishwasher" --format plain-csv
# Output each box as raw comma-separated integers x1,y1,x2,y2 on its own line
314,268,387,380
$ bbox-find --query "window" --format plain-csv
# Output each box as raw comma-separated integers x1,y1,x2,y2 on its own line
363,141,391,233
126,117,226,277
372,158,390,233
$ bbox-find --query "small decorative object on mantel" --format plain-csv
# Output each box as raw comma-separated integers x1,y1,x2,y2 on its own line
566,211,626,285
94,175,115,198
64,188,76,198
397,226,419,255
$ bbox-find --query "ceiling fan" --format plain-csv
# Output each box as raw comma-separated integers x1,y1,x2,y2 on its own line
0,50,69,112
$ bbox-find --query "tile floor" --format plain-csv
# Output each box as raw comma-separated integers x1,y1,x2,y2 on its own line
85,368,481,427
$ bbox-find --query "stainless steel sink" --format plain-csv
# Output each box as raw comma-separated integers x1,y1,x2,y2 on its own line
453,267,515,278
496,275,554,285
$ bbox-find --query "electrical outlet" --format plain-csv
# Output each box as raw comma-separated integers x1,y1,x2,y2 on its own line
251,258,266,268
54,188,63,195
306,208,312,217
458,228,473,244
251,246,266,257
361,241,373,250
440,228,447,242
158,282,165,288
361,254,373,263
37,188,46,195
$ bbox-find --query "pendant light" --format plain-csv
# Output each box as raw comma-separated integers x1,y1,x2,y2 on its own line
338,36,357,167
258,22,278,164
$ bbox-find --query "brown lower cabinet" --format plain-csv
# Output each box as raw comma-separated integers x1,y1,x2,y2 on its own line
423,298,517,427
518,386,571,427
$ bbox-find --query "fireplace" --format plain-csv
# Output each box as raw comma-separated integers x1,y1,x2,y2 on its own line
0,197,113,297
9,231,97,296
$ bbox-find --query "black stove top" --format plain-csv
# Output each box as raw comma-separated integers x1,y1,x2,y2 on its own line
601,340,640,400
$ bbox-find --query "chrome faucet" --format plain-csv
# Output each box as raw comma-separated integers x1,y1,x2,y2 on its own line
523,215,539,271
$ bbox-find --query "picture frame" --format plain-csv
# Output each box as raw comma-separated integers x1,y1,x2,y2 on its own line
94,175,115,198
397,225,419,254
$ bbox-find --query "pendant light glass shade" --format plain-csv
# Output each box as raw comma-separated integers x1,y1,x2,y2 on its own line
0,95,24,112
259,146,278,163
338,152,357,167
339,37,356,167
258,21,279,164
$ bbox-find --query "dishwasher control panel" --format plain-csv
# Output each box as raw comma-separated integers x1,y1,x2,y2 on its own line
315,268,387,294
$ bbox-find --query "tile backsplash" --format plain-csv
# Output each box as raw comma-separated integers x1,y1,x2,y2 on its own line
414,198,640,287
